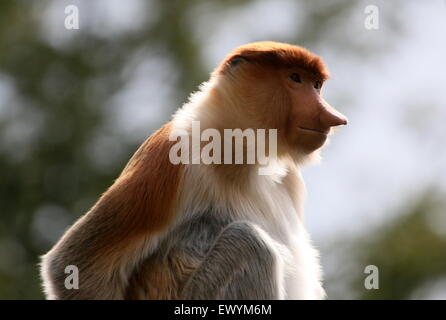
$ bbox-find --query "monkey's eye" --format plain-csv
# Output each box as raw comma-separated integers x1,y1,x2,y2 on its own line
289,73,302,83
314,81,323,90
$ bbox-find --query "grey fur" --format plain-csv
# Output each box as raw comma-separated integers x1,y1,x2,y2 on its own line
41,207,282,299
180,220,280,299
40,211,130,299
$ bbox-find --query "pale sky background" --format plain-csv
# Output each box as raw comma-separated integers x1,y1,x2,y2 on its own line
304,0,446,240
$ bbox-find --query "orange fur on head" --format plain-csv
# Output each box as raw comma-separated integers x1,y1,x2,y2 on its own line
207,42,332,161
214,41,330,81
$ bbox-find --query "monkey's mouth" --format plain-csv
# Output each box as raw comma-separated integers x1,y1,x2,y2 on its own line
297,126,329,136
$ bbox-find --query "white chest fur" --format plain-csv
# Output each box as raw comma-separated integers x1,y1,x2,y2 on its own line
235,172,325,299
179,163,325,299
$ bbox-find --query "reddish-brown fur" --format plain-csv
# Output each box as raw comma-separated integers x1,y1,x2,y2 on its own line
215,41,330,81
96,122,183,249
41,122,184,299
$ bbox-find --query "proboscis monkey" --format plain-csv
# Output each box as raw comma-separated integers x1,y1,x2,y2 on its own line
41,41,347,300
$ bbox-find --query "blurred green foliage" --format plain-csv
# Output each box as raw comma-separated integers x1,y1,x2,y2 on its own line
0,0,443,299
324,192,446,299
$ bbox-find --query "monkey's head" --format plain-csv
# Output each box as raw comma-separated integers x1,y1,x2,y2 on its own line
212,41,347,158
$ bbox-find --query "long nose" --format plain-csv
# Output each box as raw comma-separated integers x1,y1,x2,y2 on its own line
319,102,348,128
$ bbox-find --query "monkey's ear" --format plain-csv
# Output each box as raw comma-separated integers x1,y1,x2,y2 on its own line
214,55,249,76
228,55,248,68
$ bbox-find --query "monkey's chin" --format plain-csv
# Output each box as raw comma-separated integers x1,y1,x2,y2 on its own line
295,130,328,153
